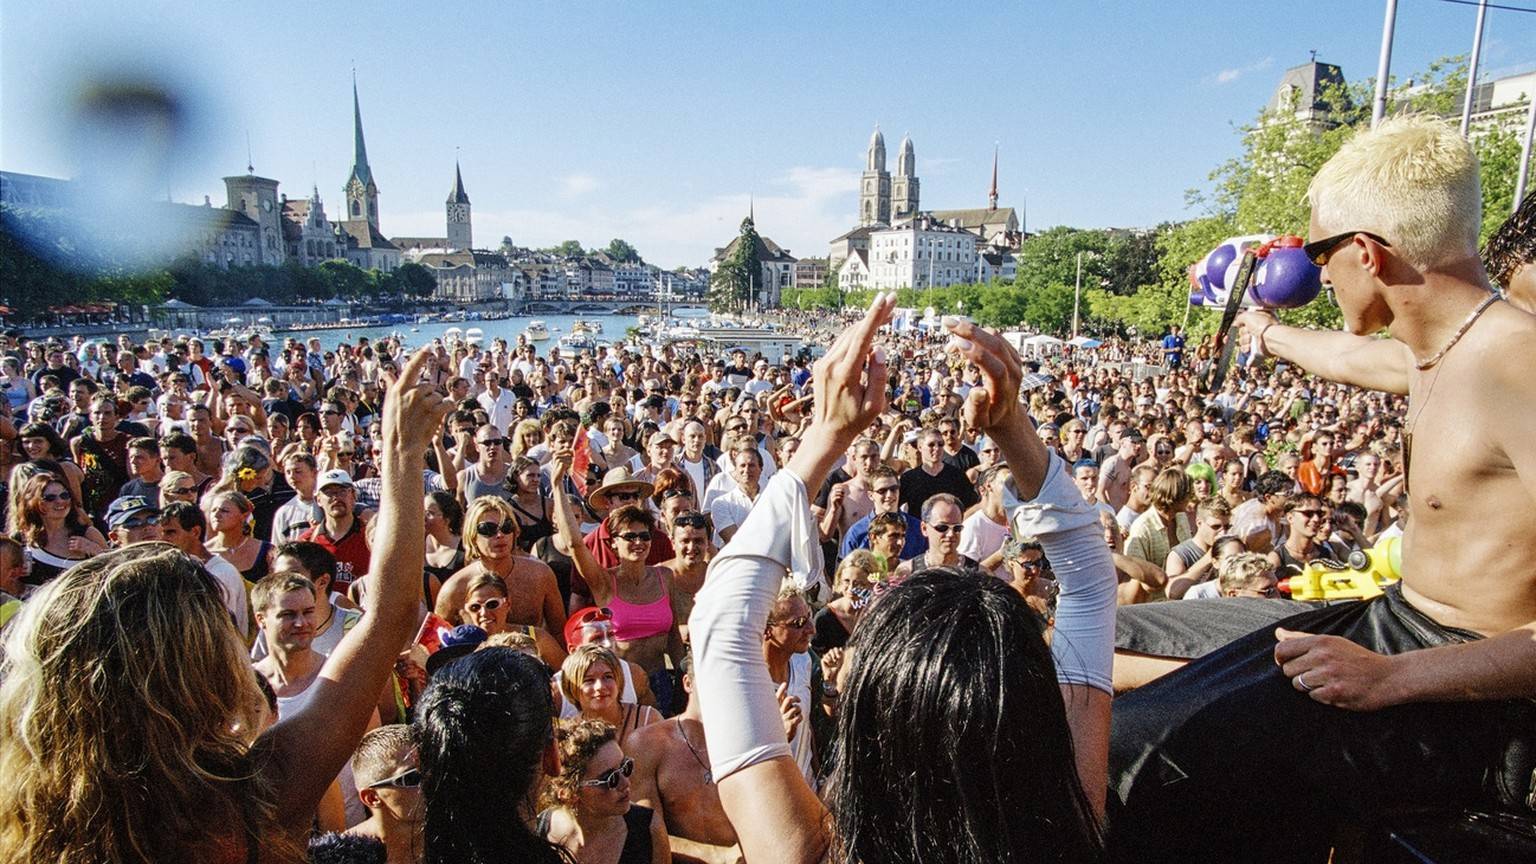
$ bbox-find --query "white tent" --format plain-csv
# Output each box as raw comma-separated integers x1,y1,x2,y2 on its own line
1068,336,1103,349
1023,334,1064,348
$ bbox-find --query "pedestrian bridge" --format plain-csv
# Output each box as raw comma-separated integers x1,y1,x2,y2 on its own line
518,300,655,315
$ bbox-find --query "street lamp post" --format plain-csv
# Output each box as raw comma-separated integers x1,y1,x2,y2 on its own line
1371,0,1399,129
1459,0,1490,138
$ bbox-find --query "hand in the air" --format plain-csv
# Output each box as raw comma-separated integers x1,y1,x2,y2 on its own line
803,293,895,446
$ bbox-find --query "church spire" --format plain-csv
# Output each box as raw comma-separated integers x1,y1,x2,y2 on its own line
988,145,999,211
448,160,470,205
349,74,374,189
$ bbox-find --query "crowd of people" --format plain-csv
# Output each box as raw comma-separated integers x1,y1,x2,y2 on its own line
0,116,1534,864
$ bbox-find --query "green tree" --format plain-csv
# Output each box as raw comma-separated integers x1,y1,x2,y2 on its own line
603,238,641,263
317,260,370,299
548,240,586,258
709,217,762,312
394,261,438,299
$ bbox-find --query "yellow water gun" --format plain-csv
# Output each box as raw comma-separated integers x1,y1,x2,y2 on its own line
1277,535,1401,602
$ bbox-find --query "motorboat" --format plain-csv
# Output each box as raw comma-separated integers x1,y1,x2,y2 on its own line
524,320,551,341
465,327,486,345
572,319,604,335
559,331,598,351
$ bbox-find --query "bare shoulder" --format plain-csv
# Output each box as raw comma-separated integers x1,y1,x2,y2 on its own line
514,554,557,582
1480,304,1536,384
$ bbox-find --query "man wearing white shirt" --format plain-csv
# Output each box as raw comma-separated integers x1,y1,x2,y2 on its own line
158,501,250,637
959,466,1014,577
742,360,774,398
709,442,764,544
476,367,517,434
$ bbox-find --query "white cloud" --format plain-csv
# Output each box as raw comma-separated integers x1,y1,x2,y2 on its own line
390,164,862,269
559,173,600,197
1213,56,1273,85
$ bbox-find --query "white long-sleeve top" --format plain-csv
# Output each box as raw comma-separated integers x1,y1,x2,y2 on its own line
690,449,1115,782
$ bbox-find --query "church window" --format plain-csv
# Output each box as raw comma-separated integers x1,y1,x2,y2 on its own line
352,200,360,216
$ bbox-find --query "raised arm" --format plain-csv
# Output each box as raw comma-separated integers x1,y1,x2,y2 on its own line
1238,310,1410,395
693,293,895,864
262,347,451,830
548,446,614,605
945,316,1115,818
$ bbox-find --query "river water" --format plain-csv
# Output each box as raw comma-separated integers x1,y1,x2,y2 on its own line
273,313,645,353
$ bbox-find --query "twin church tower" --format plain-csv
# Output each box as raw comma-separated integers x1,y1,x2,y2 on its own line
859,127,919,227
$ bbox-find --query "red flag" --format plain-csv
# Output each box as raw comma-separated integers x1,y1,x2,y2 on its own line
572,423,591,495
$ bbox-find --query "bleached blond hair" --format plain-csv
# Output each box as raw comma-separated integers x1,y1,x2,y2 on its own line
1307,115,1481,270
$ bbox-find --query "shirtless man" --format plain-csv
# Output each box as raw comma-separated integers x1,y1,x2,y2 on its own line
1111,116,1536,862
627,651,743,864
1096,431,1143,512
435,506,565,641
816,437,879,545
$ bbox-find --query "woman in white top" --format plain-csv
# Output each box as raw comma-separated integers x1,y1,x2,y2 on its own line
688,297,1116,864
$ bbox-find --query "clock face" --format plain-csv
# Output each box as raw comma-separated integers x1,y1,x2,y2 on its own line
262,198,272,212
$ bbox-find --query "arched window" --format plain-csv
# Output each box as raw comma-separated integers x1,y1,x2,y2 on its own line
352,200,360,216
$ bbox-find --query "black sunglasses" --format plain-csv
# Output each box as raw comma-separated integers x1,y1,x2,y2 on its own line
615,530,652,543
661,487,693,500
673,513,709,529
475,520,518,537
580,757,635,790
476,438,509,449
1302,231,1390,267
927,523,963,535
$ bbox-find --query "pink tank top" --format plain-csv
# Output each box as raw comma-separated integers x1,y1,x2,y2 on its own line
608,571,673,641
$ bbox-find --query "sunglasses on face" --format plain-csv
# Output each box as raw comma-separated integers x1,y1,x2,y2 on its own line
43,491,72,503
580,757,635,790
1293,509,1329,520
466,598,505,614
476,520,518,537
1012,558,1045,571
771,615,810,629
368,768,422,790
871,485,900,496
615,530,652,543
122,515,160,529
673,513,709,529
927,523,963,535
169,485,197,495
476,438,508,449
609,491,642,503
1302,230,1391,267
726,425,747,434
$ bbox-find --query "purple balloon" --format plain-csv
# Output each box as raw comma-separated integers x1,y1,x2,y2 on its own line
1252,246,1322,308
1205,244,1237,293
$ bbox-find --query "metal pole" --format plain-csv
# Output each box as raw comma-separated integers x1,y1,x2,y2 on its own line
1517,85,1536,208
1072,251,1082,339
1459,0,1489,137
1371,0,1399,129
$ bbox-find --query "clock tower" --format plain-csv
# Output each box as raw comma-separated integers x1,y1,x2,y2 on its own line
223,171,285,265
344,77,381,232
446,161,472,251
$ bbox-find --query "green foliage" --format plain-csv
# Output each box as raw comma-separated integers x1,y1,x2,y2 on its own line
709,217,762,312
548,240,586,257
390,261,439,299
780,285,844,311
603,238,641,263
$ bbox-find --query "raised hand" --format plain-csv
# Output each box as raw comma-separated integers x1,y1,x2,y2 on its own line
943,316,1051,500
380,348,453,454
804,292,896,445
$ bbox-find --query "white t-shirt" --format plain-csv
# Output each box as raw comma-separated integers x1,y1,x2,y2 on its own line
958,510,1010,576
477,388,518,434
204,554,250,636
783,652,817,790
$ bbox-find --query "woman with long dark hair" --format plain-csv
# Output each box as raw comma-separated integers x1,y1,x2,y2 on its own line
413,647,566,864
688,296,1117,864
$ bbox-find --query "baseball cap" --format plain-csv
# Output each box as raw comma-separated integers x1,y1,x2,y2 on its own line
563,606,614,652
316,469,354,491
647,431,676,448
106,496,159,530
426,624,489,676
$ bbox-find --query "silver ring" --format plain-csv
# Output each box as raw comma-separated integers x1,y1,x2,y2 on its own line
1297,672,1316,693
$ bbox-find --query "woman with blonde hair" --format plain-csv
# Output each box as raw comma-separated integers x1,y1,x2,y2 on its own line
560,644,660,748
205,490,273,585
540,717,669,864
509,419,544,461
0,346,450,864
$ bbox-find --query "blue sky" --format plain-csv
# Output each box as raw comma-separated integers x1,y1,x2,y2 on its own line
3,1,1533,268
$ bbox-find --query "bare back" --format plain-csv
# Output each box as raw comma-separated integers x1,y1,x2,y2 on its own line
1398,304,1536,634
628,717,739,848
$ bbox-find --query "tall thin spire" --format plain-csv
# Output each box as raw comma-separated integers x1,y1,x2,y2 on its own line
448,159,470,204
749,194,754,223
988,144,999,211
350,73,373,188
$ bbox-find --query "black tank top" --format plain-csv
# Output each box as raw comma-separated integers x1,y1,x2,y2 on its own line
537,805,653,864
